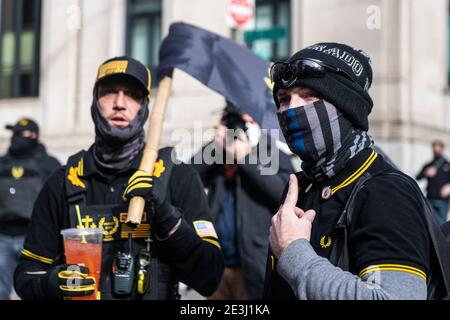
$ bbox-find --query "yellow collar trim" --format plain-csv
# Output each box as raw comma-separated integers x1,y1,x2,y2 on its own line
331,150,378,195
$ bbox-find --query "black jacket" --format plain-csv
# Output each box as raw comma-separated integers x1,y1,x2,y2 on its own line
0,143,61,235
192,136,293,299
14,146,224,300
416,156,450,200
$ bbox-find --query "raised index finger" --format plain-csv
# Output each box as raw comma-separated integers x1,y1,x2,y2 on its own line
284,174,299,209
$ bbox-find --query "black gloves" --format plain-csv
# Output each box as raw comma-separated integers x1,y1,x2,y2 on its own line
45,264,96,299
123,170,182,236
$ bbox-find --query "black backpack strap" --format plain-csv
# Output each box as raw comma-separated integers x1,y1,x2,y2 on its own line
330,169,450,299
64,151,88,228
329,172,374,270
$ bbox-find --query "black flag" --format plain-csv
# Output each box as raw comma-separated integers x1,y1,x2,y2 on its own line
157,22,279,132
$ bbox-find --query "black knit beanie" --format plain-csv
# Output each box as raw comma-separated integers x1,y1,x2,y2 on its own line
273,42,374,131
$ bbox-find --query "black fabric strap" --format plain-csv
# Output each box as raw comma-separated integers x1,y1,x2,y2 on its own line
330,172,373,271
330,170,450,300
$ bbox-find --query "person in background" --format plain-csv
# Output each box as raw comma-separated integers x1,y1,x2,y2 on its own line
417,140,449,224
192,105,293,299
0,118,60,299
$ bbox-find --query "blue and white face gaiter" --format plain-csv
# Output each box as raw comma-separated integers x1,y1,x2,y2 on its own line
277,99,373,181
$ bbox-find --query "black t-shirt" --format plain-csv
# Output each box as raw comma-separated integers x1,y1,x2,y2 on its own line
15,147,224,299
265,148,431,299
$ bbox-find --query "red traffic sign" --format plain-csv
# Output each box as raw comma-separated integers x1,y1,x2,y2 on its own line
226,0,255,30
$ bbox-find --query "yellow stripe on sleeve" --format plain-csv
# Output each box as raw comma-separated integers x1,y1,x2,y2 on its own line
21,249,54,265
359,264,427,281
202,238,221,250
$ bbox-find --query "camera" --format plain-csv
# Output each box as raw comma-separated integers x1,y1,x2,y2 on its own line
221,104,247,132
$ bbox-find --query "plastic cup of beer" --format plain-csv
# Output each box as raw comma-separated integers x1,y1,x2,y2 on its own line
61,228,103,300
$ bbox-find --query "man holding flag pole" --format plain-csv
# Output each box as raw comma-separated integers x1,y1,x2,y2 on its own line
14,56,224,300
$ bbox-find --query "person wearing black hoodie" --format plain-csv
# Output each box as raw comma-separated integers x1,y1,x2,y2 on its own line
0,118,60,299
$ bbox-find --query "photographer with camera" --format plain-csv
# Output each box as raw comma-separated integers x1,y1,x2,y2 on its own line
191,104,293,299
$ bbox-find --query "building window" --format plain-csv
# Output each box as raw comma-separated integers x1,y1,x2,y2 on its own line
126,0,161,82
448,5,450,86
0,0,41,98
245,0,290,62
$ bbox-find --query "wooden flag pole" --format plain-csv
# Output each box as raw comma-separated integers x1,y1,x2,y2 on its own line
126,71,173,227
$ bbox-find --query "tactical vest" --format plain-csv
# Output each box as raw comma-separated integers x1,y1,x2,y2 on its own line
64,148,180,300
0,155,46,220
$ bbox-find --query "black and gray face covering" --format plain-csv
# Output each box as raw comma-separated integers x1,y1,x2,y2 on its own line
90,95,149,171
277,99,373,181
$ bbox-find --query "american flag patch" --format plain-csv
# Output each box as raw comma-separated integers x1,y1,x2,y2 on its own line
193,220,218,239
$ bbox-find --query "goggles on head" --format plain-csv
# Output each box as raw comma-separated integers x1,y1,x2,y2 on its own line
270,58,355,89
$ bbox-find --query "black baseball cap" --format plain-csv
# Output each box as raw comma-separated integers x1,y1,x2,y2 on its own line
5,118,39,134
95,56,151,98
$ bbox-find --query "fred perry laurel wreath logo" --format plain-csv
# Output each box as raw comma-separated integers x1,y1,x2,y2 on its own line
320,235,332,249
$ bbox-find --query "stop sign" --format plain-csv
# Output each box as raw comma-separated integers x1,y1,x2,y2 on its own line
226,0,255,30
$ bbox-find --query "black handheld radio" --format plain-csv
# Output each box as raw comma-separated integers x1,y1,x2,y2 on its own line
112,234,136,295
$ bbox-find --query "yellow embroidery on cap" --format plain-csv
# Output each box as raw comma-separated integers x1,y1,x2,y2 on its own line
19,119,29,126
97,60,129,80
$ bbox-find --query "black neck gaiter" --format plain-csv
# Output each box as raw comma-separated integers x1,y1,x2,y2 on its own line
277,99,373,182
90,97,149,171
9,135,38,157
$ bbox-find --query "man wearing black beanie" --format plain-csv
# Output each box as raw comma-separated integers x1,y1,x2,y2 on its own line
264,43,448,300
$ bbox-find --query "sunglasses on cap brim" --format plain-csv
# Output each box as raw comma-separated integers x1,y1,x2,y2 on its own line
270,58,355,89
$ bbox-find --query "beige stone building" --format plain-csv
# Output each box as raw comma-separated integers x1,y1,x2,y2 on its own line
0,0,448,177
